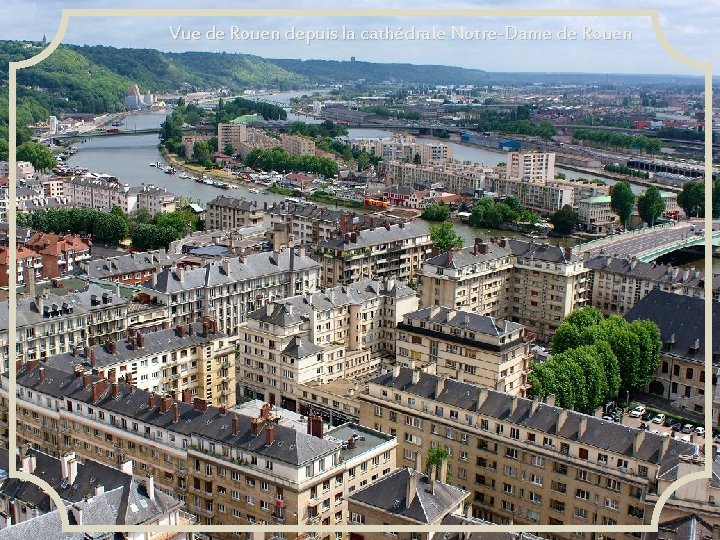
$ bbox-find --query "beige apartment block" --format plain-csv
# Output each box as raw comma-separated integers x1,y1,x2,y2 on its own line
576,195,618,233
44,321,237,407
489,177,574,216
137,248,322,336
317,222,432,287
379,160,493,195
506,152,555,183
4,363,397,535
396,306,533,396
353,135,452,165
358,367,699,537
217,123,248,155
237,278,418,419
586,255,705,317
281,134,316,156
418,239,514,318
206,196,264,230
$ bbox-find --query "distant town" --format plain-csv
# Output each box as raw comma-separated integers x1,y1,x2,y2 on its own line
1,39,719,540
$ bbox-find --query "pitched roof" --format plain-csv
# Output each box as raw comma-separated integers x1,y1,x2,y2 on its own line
83,250,174,279
319,221,430,251
349,467,468,524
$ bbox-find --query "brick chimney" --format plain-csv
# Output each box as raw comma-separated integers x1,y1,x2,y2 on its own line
193,397,207,412
187,323,194,336
176,324,185,337
160,396,173,414
148,393,157,409
251,417,262,436
91,380,109,403
182,388,191,404
202,321,209,338
172,402,179,423
232,415,239,436
82,373,91,387
38,367,46,383
112,383,120,399
219,405,227,416
136,333,145,348
265,424,275,446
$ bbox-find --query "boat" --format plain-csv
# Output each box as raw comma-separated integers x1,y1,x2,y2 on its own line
149,163,156,167
164,166,176,175
111,120,124,127
248,188,260,194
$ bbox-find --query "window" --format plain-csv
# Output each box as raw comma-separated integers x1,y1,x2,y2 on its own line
505,447,518,460
350,512,364,524
598,453,608,464
578,447,589,460
574,507,588,519
529,492,542,504
605,498,619,510
575,489,589,500
531,455,544,468
530,473,542,486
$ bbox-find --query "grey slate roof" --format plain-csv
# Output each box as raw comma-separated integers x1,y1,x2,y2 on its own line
319,221,429,251
403,306,523,337
507,238,579,263
13,363,339,467
624,289,719,364
349,467,468,524
424,242,511,269
0,510,95,540
146,249,320,294
45,322,228,371
207,195,260,211
84,250,174,279
585,255,705,287
371,368,698,465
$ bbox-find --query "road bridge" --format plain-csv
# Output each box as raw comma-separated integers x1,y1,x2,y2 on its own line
577,219,720,261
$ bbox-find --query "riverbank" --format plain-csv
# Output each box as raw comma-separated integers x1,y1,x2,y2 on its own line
162,150,242,183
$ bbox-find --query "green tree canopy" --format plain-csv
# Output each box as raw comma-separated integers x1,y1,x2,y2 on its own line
549,205,578,235
429,221,464,253
610,181,635,228
637,186,666,227
678,181,704,218
16,141,55,171
421,202,450,222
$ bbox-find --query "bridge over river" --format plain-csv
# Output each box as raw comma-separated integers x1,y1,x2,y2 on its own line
578,219,720,261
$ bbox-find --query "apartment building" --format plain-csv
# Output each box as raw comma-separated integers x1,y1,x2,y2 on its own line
419,238,590,343
576,196,618,233
649,454,720,531
63,176,177,216
238,277,418,417
217,123,248,155
380,160,494,195
0,246,42,288
353,135,453,165
81,250,175,286
4,363,397,531
182,135,212,159
0,284,127,368
25,232,92,279
137,248,322,336
395,306,532,396
206,196,264,230
585,255,705,316
265,201,400,249
506,152,555,183
0,448,184,530
488,177,574,216
508,239,591,342
625,290,720,426
316,222,433,287
45,321,236,407
359,368,699,535
281,134,316,156
347,466,470,540
418,239,514,318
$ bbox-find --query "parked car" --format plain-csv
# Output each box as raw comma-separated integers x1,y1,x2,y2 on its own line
663,417,675,427
695,427,705,436
652,414,666,424
642,411,654,421
629,405,646,418
671,422,684,432
682,424,695,434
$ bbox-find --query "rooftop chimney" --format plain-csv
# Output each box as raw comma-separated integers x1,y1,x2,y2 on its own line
411,369,420,384
91,380,109,403
182,388,191,403
38,367,46,384
251,417,262,436
265,424,275,446
148,393,157,409
406,470,418,509
435,375,446,398
219,404,227,416
193,397,208,412
232,415,240,436
145,475,155,500
439,458,448,484
578,416,588,438
82,373,91,387
137,333,145,348
556,409,568,434
172,402,179,423
112,383,120,399
160,396,173,414
429,463,437,495
176,324,185,337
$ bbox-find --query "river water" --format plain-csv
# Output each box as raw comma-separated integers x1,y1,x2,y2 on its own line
63,90,663,250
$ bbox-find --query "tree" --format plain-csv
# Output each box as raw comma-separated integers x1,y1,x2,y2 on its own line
610,181,635,228
629,320,662,389
429,221,464,253
421,202,450,222
192,141,212,166
425,446,449,477
678,181,704,218
549,205,578,235
637,186,665,227
16,141,55,171
223,143,234,156
413,152,422,165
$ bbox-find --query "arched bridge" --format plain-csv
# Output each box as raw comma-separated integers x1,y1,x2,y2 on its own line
578,220,720,261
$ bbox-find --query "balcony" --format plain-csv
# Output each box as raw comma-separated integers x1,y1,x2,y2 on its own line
307,515,321,524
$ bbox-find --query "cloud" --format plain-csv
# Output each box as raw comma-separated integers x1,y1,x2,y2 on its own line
3,0,713,75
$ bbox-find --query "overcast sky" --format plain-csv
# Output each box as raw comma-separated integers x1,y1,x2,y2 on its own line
3,0,716,76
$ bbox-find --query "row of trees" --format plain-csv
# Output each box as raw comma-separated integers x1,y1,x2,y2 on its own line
468,196,541,229
16,206,200,249
677,179,720,218
243,147,338,178
473,106,556,140
16,141,56,172
573,129,662,153
604,163,650,179
289,120,348,139
216,97,287,123
528,307,662,413
421,202,451,222
17,207,129,244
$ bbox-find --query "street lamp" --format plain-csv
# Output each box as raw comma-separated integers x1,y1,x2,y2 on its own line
626,390,630,408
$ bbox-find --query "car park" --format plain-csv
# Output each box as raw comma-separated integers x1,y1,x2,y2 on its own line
629,405,646,418
652,414,665,424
